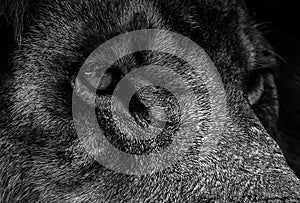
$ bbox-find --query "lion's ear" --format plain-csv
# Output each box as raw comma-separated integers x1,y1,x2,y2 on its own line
0,0,31,44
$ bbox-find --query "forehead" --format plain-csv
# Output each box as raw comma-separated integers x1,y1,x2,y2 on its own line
25,0,262,82
34,0,245,37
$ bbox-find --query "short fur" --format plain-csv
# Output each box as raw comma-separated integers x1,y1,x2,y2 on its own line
1,0,300,202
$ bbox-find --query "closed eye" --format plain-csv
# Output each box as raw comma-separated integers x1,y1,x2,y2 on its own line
246,70,265,105
245,68,276,106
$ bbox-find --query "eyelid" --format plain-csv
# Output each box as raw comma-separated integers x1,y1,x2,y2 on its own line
74,77,96,106
247,73,264,105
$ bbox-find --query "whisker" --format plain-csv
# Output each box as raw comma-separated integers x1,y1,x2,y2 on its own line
263,48,287,64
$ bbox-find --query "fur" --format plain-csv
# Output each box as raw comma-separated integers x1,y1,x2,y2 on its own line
1,0,300,202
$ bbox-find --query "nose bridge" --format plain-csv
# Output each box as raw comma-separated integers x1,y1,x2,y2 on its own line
223,118,300,198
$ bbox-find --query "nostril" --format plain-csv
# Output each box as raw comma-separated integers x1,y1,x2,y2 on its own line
129,94,151,128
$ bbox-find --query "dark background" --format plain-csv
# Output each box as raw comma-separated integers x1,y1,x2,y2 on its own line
0,16,14,77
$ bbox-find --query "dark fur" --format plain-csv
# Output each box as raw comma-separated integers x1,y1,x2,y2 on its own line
246,0,300,181
1,0,300,202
